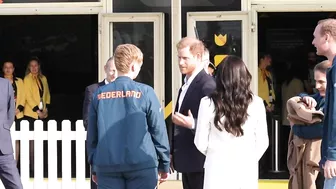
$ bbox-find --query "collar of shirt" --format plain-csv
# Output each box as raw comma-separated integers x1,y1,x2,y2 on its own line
184,67,203,86
104,79,109,85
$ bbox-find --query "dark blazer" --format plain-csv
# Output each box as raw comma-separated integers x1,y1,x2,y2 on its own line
83,80,105,130
0,78,15,154
172,70,216,173
82,80,105,189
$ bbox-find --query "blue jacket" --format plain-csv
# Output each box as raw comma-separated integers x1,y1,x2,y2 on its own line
86,76,170,173
321,59,336,167
292,93,324,139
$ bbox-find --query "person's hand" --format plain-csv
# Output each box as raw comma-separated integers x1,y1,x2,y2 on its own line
37,110,44,119
169,155,174,173
37,110,47,119
301,96,317,109
158,172,168,184
323,160,336,179
15,109,20,115
92,174,97,185
289,119,295,127
42,109,48,118
266,105,274,112
172,110,194,129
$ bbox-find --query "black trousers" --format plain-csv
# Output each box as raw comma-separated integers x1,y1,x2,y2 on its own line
182,172,204,189
259,113,272,176
91,175,97,189
316,171,324,189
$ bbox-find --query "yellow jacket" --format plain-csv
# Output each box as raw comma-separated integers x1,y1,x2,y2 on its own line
258,68,276,107
23,73,51,119
14,78,25,119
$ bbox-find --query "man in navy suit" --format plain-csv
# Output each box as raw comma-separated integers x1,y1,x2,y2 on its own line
82,57,117,188
171,37,216,189
0,78,23,189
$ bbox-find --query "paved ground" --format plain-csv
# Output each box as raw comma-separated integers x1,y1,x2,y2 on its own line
158,180,289,189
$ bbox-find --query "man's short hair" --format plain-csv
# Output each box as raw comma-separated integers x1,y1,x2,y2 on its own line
114,44,143,73
314,60,331,74
176,37,205,57
204,48,209,54
318,18,336,39
106,56,114,65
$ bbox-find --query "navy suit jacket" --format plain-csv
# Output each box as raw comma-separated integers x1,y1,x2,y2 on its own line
83,80,105,130
171,70,216,173
0,78,15,154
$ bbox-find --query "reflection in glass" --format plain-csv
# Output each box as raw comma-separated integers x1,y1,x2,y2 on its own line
195,21,242,66
112,22,154,87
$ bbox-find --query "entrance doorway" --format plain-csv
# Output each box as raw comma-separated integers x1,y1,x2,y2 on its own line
0,15,98,123
0,15,98,178
257,12,333,179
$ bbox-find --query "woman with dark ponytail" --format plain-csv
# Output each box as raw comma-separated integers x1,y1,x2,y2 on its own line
194,55,269,189
2,61,25,162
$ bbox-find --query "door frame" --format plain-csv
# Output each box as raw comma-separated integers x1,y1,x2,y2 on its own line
99,12,165,106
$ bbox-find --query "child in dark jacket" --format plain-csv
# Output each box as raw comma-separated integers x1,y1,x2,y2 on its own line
288,60,330,189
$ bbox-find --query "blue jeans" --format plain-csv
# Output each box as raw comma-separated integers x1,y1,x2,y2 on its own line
96,168,158,189
324,177,336,189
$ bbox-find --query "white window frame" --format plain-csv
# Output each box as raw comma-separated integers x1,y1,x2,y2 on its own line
0,2,104,15
100,12,165,106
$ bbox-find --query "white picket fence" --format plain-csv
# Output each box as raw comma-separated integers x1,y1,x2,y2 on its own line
0,120,180,189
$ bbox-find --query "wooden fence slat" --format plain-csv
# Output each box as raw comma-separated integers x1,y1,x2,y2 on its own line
20,120,31,187
61,120,72,188
48,120,58,188
34,120,44,189
75,120,86,189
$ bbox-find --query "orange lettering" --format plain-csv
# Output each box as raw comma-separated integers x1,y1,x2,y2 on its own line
111,92,116,98
126,91,131,97
101,92,106,99
106,92,111,99
116,91,121,98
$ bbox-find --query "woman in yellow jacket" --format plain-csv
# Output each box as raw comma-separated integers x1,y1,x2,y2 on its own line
24,57,51,122
2,61,25,162
23,57,51,172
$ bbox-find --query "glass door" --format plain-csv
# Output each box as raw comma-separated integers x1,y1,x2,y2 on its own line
187,11,249,68
100,13,165,106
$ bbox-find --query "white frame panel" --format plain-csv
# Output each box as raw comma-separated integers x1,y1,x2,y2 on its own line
0,2,103,15
187,12,252,90
171,0,182,110
252,0,336,5
100,13,165,106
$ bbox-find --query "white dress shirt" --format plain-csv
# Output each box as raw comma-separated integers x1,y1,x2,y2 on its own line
178,69,202,112
194,95,269,189
104,79,109,85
